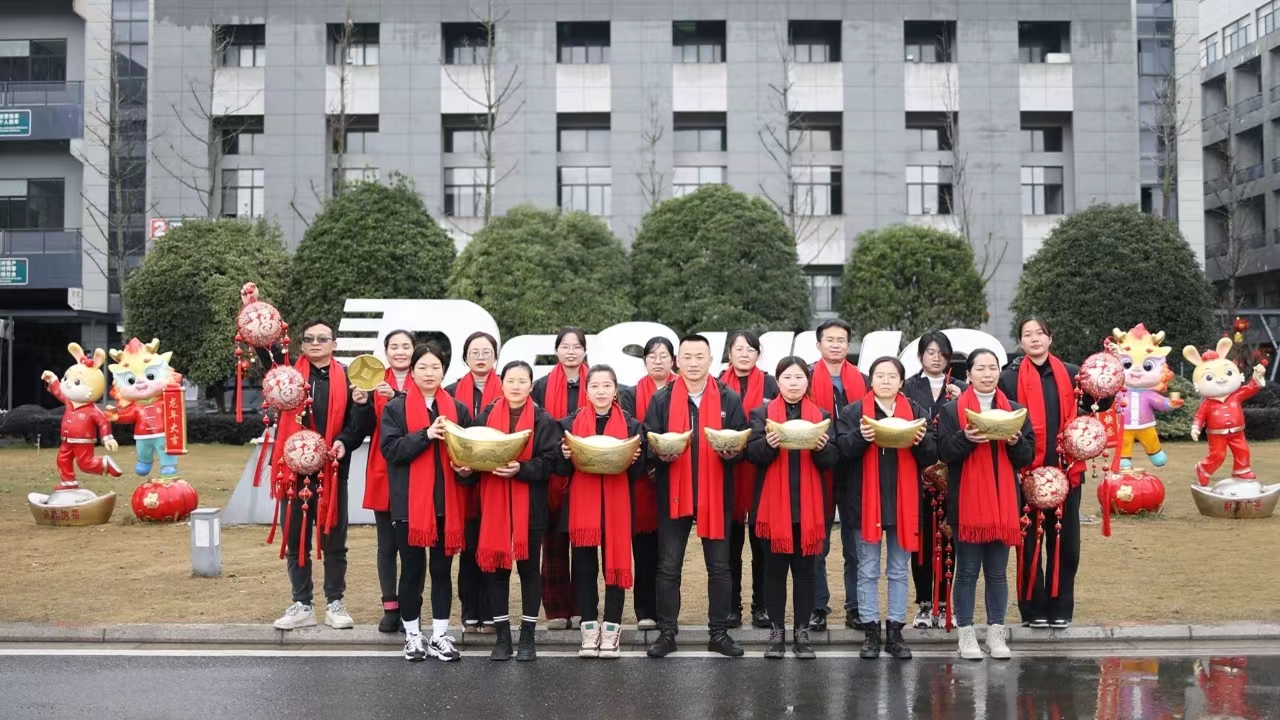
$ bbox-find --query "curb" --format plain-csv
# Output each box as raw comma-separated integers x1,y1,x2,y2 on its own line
2,622,1278,647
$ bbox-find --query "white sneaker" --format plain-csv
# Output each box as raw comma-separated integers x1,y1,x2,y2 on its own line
599,623,622,658
547,618,570,630
579,621,601,658
273,602,316,630
324,599,354,629
985,624,1011,660
933,603,948,629
403,633,426,662
957,626,984,661
913,603,933,629
427,633,461,662
637,618,658,631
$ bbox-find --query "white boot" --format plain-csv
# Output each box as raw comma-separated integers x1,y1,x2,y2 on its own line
985,624,1011,659
599,623,622,658
957,625,983,660
579,621,601,658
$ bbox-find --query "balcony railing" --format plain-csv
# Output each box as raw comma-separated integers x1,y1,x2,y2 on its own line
1202,108,1229,131
1234,163,1265,183
0,81,83,107
0,229,82,255
1234,92,1264,116
1204,175,1230,194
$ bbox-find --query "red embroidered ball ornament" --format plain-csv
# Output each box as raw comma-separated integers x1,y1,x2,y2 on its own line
282,430,330,476
1021,466,1070,510
1077,351,1125,400
235,282,285,349
1059,414,1108,463
262,366,308,412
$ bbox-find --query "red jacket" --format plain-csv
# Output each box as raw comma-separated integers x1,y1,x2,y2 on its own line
49,380,113,443
114,401,165,437
1194,379,1261,434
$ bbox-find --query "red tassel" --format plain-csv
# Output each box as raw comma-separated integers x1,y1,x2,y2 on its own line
251,429,271,488
1024,514,1042,602
1051,508,1063,598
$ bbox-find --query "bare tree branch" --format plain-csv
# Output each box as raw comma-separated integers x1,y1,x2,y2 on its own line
637,94,667,211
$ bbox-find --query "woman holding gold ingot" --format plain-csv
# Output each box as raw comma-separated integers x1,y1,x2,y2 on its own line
837,356,936,661
744,356,837,660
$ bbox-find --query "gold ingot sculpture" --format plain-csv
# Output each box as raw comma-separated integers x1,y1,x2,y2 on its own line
963,408,1028,442
346,354,388,392
704,427,750,454
862,416,926,450
765,418,831,450
563,432,642,475
442,419,532,472
647,430,693,457
28,491,117,526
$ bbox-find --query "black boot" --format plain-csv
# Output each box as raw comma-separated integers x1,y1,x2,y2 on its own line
378,609,401,634
808,608,828,632
793,627,815,659
884,620,912,659
515,620,537,662
751,609,771,629
708,629,744,657
860,621,882,659
647,630,678,658
727,611,743,629
490,620,513,661
764,625,786,659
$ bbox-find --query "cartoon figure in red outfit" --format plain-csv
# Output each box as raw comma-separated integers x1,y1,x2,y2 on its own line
40,342,123,490
1184,338,1266,487
1194,657,1262,720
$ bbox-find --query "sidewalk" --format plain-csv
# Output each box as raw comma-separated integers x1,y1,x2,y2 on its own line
2,621,1277,648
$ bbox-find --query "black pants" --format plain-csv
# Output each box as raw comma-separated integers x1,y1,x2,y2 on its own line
373,511,399,608
729,520,767,613
459,519,492,624
1017,484,1082,624
656,513,731,634
572,543,626,624
281,478,348,606
633,531,659,620
911,490,949,606
392,517,454,622
765,524,817,630
486,528,544,622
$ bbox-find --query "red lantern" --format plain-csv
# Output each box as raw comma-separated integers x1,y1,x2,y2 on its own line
1059,415,1108,463
1021,466,1069,510
262,366,308,412
283,430,330,476
1098,469,1165,515
1077,352,1125,400
1234,316,1250,333
131,478,199,522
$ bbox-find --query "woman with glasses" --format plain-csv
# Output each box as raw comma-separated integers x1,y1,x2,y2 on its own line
902,330,966,630
719,330,778,630
531,327,589,629
446,331,503,634
619,336,675,630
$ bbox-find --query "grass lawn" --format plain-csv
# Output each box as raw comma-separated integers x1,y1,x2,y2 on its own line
0,440,1275,627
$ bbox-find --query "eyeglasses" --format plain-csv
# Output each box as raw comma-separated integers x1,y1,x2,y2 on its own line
558,344,585,352
646,352,672,362
731,347,759,356
302,336,332,345
467,350,495,360
820,337,849,347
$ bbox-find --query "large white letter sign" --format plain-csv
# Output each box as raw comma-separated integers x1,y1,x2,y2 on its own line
336,299,501,383
591,322,679,385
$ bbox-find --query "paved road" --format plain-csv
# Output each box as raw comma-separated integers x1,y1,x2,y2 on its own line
1,650,1277,719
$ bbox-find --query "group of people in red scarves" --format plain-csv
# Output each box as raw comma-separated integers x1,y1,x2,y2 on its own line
279,315,1090,663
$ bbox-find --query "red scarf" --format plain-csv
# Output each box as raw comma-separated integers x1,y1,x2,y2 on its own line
720,366,765,522
543,363,588,512
453,370,502,414
754,397,825,555
631,373,673,534
404,383,465,554
567,406,634,588
956,387,1021,547
667,375,727,540
1017,355,1077,472
859,392,920,552
809,359,866,415
267,356,348,563
475,399,536,572
361,368,404,512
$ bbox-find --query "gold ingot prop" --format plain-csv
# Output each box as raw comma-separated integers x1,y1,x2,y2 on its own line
442,419,532,472
28,491,117,526
647,430,693,457
963,408,1028,441
765,418,831,450
862,416,926,449
347,354,388,392
563,433,642,475
704,427,750,454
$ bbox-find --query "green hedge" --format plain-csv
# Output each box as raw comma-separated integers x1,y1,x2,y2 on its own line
0,406,266,447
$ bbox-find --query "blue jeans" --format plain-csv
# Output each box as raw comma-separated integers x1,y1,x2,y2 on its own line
952,540,1010,628
855,527,911,624
813,520,857,615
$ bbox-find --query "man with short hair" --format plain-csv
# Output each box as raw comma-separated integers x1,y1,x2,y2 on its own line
643,335,749,658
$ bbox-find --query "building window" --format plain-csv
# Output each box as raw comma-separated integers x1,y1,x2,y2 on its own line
1200,34,1220,66
789,21,841,63
1262,2,1280,38
558,167,611,215
444,168,489,217
558,126,611,153
673,113,727,152
673,166,726,196
442,115,485,154
1018,22,1070,63
904,21,956,63
333,167,378,192
673,21,725,63
221,117,265,155
1021,127,1063,152
1022,166,1065,215
221,169,265,218
444,23,490,65
1222,16,1252,55
328,23,379,66
1138,38,1173,75
789,113,843,151
794,167,842,216
0,179,65,229
906,165,953,215
805,269,842,314
557,22,610,64
333,115,378,154
906,125,951,151
216,25,265,67
0,39,68,82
